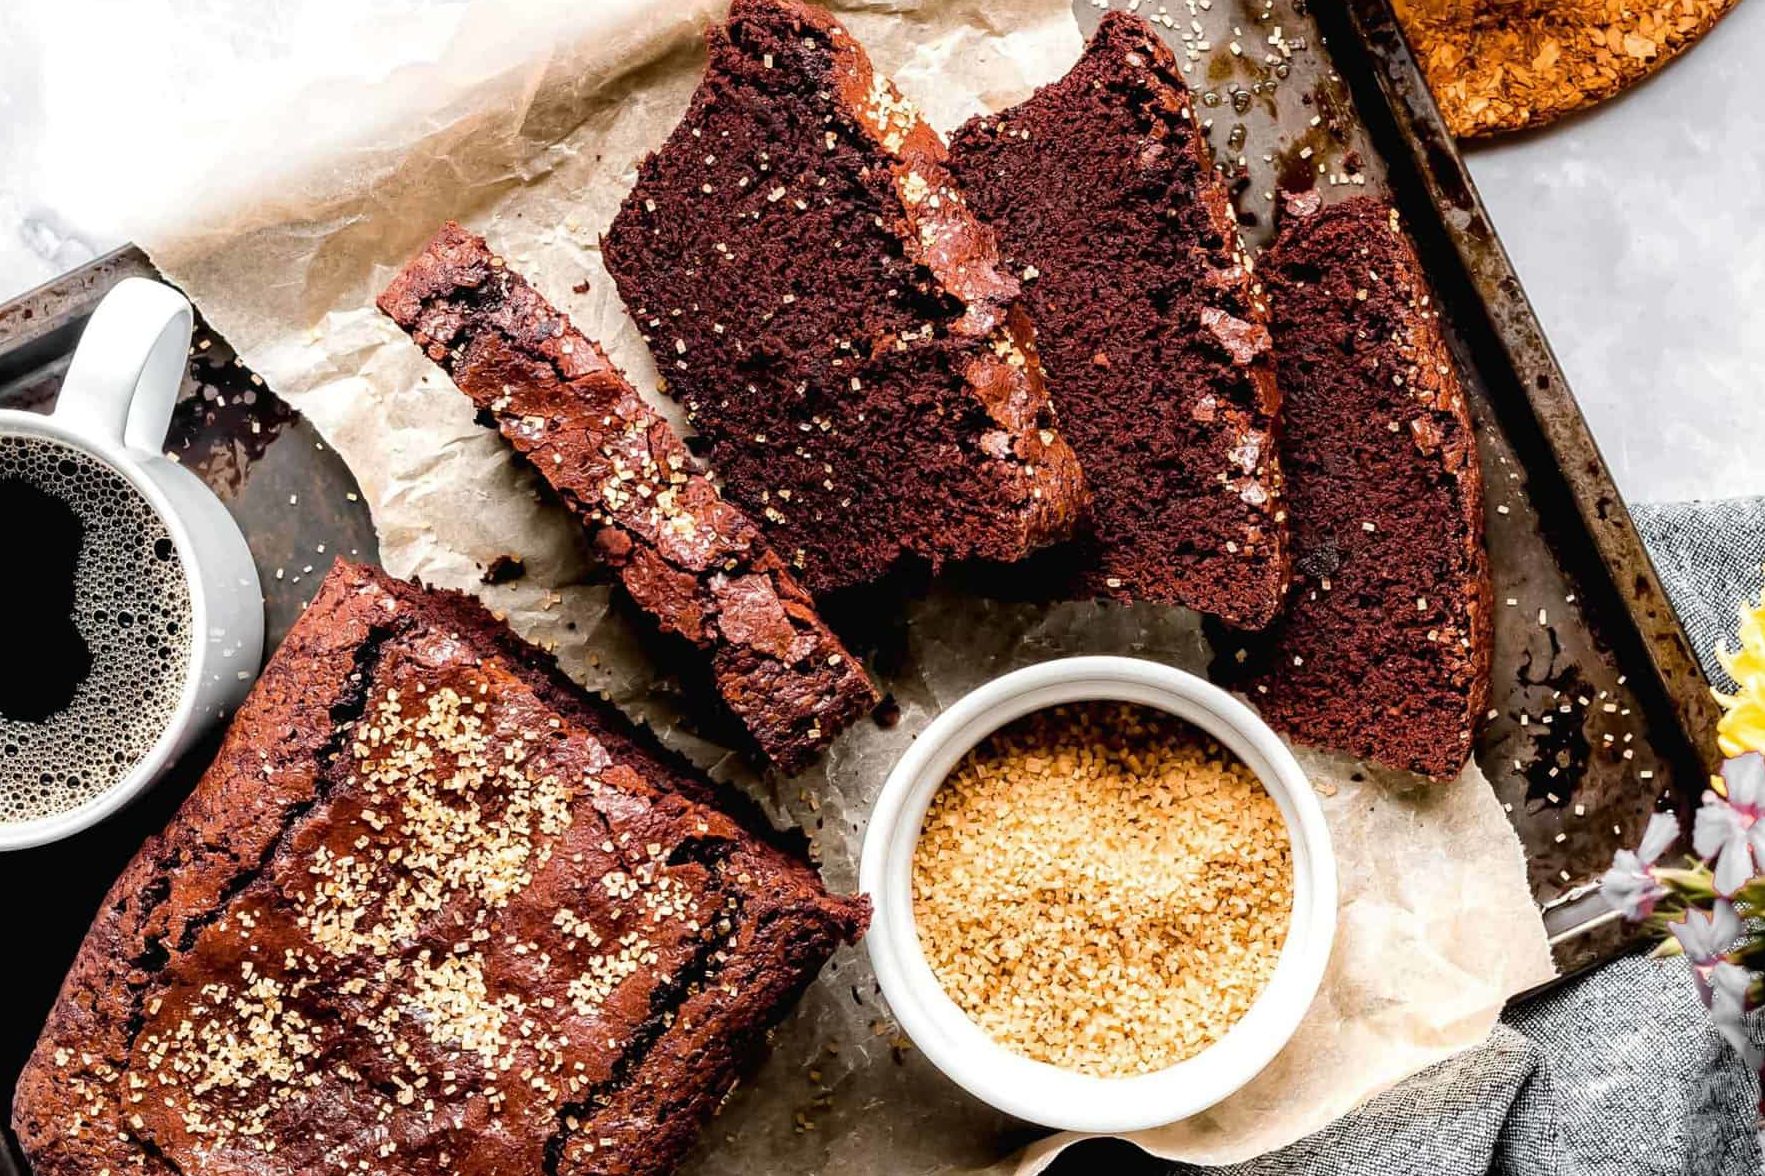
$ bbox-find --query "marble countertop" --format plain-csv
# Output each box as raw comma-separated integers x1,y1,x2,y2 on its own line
1460,0,1763,506
1,1,1757,508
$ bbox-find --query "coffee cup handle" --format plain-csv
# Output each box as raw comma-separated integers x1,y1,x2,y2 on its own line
54,278,194,455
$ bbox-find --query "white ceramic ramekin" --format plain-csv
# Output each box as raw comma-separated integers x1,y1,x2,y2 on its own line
859,655,1337,1134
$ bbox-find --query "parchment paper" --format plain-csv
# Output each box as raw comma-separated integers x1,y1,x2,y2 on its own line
127,0,1557,1168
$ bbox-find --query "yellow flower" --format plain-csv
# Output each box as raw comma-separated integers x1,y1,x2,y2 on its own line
1716,593,1765,757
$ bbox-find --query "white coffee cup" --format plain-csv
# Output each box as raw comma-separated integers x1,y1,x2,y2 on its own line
0,278,263,851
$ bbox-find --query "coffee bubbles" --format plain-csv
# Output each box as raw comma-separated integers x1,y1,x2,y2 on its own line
0,434,194,824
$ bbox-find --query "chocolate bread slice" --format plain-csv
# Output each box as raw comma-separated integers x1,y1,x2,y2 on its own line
602,0,1086,597
13,561,867,1176
379,222,878,774
1225,194,1491,778
948,12,1287,627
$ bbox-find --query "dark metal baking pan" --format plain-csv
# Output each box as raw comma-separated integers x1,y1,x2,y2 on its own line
0,0,1713,1170
1320,0,1721,962
1057,0,1710,974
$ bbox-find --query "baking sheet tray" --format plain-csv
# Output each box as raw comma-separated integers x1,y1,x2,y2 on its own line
0,0,1715,1171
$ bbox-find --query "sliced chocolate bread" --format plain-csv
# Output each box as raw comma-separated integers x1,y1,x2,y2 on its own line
602,0,1086,597
379,221,878,774
1225,194,1492,779
947,11,1287,628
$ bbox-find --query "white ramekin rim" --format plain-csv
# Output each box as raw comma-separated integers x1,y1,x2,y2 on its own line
858,655,1337,1134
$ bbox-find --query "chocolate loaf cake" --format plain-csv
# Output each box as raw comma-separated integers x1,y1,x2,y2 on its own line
1225,194,1491,779
601,0,1087,597
379,222,878,774
947,12,1287,627
12,560,867,1176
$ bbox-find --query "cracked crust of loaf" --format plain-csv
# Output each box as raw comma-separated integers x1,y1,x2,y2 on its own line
378,221,878,774
948,11,1288,628
602,0,1087,596
1226,194,1492,779
12,560,866,1176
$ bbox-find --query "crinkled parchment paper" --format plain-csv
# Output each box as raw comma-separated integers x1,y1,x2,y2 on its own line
127,0,1555,1168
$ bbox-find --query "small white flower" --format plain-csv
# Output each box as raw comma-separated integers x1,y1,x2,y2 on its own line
1669,899,1743,967
1638,809,1682,862
1693,752,1765,894
1708,961,1763,1070
1601,810,1680,920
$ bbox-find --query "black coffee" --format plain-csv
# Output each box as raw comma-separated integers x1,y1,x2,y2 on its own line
0,478,93,721
0,434,193,824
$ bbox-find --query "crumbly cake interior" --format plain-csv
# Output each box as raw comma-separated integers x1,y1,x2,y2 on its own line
1225,195,1491,779
948,11,1287,627
602,0,1084,597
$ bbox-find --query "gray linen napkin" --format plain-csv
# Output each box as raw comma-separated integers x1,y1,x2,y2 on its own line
1143,498,1765,1176
1631,500,1765,694
1146,956,1759,1176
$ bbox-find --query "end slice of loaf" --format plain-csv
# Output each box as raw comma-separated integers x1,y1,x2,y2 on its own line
379,222,878,773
